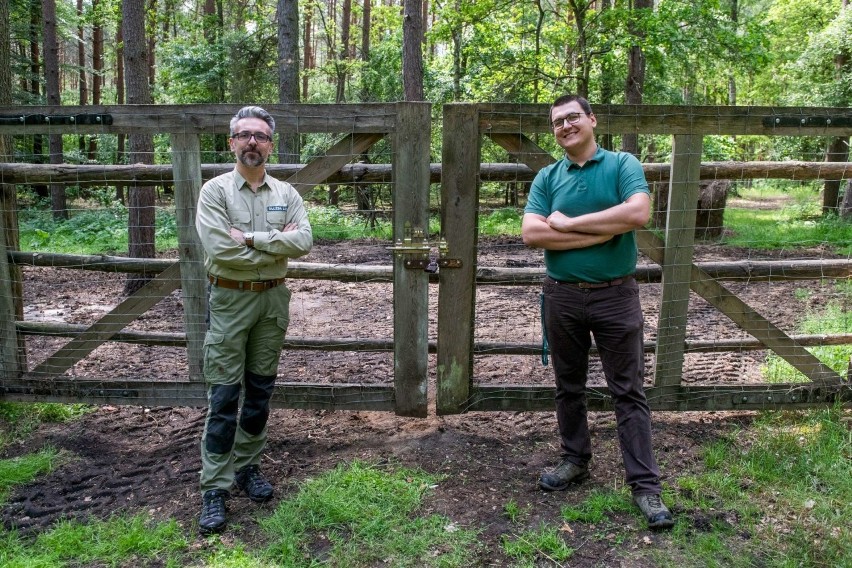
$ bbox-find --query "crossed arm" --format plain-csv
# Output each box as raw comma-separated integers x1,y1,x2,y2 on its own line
521,192,650,251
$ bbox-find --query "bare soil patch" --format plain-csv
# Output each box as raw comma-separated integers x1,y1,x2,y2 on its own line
1,237,841,565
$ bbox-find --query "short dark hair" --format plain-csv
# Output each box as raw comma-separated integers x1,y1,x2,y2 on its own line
230,106,275,136
549,95,593,118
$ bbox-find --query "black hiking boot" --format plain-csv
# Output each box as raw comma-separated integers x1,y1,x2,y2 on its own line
634,493,675,530
235,464,274,502
538,459,590,491
199,489,228,535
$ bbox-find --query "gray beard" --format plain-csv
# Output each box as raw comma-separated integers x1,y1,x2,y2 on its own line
238,150,266,168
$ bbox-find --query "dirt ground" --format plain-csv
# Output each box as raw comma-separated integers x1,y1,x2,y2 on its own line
1,237,841,566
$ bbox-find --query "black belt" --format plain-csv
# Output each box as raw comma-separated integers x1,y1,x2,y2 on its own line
208,275,286,292
549,275,634,289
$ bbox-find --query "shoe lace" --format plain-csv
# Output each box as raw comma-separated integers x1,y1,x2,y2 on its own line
203,492,225,517
645,494,663,510
241,466,267,491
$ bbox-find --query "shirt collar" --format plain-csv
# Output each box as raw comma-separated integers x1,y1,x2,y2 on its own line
565,145,605,169
233,168,269,191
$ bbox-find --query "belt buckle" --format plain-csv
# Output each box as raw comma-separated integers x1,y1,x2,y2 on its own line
577,282,593,289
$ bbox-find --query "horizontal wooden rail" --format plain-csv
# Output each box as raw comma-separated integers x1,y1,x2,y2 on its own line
466,383,852,412
0,379,395,410
16,320,852,354
2,161,850,185
9,252,852,284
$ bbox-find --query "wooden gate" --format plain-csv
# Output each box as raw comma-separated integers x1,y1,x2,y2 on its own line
0,102,432,417
436,103,852,414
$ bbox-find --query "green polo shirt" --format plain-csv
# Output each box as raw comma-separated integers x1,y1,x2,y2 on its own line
525,147,649,282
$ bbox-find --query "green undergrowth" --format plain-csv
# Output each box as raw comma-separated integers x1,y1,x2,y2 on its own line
666,406,852,567
762,280,852,383
0,460,479,567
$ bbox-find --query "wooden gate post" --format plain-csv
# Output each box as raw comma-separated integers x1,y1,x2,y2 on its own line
170,132,207,382
391,102,431,417
0,209,20,383
436,104,480,415
653,134,703,390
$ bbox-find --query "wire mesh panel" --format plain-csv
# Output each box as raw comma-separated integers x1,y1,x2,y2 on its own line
438,103,852,414
0,103,429,414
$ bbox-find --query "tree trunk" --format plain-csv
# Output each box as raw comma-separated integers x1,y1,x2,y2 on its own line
823,137,849,215
840,180,852,220
29,0,48,200
278,0,301,164
89,0,103,160
43,0,68,220
360,0,372,101
122,0,157,295
116,22,126,204
622,0,651,157
77,0,89,154
403,0,424,100
302,5,313,100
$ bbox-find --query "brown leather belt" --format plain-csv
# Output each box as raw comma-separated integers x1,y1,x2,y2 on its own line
550,275,634,289
208,275,286,292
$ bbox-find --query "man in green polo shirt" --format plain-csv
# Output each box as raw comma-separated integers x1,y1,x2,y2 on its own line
194,106,312,535
522,94,674,530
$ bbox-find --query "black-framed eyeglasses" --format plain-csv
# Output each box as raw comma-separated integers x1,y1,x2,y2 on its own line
550,112,587,129
231,131,272,143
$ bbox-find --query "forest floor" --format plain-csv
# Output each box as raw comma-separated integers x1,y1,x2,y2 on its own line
1,236,840,566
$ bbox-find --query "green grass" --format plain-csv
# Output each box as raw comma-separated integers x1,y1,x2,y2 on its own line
501,524,574,566
0,448,64,503
659,406,852,568
761,281,852,383
0,514,189,567
258,460,479,567
722,183,852,255
560,487,634,524
0,402,91,448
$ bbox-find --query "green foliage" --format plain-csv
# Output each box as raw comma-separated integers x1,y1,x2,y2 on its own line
0,402,90,448
479,207,523,236
259,460,479,567
762,280,852,382
667,407,852,567
0,448,62,503
0,514,188,567
18,206,179,255
560,488,633,524
501,524,574,566
722,182,852,255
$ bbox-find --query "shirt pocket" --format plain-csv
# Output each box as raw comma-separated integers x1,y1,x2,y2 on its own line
229,209,251,229
265,203,290,228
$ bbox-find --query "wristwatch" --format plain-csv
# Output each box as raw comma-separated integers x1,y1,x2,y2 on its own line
244,232,255,248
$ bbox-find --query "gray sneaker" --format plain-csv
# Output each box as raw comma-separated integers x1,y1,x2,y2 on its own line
538,459,590,491
634,493,675,530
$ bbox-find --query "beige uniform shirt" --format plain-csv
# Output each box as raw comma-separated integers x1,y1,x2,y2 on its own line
195,169,313,281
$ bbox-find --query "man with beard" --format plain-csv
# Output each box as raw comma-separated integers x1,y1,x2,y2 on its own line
194,105,312,534
522,95,674,530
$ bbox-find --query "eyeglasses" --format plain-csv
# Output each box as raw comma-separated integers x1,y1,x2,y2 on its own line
231,131,272,143
550,112,587,130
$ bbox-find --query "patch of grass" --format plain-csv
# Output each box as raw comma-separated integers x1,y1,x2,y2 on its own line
503,498,531,523
0,514,188,567
761,281,852,383
0,402,90,448
722,184,852,256
501,524,574,566
664,406,852,567
0,447,63,503
479,207,523,236
560,487,634,524
258,460,479,567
